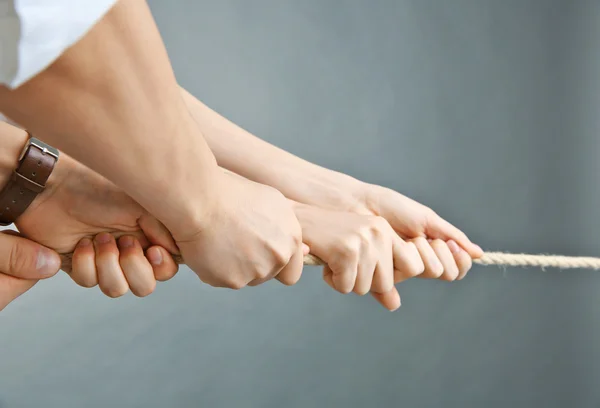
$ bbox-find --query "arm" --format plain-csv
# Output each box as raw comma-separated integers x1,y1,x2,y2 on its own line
181,88,363,212
0,1,218,234
0,0,304,289
181,88,484,258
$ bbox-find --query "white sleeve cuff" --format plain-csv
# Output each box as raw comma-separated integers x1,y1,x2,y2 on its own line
0,0,117,88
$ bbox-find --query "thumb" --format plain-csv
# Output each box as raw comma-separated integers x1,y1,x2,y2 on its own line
424,214,484,259
0,231,61,279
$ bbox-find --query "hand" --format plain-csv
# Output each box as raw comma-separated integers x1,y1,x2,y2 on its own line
17,148,304,293
294,202,418,311
310,180,482,281
15,153,179,298
359,184,482,280
172,171,305,289
0,230,61,311
294,202,472,311
70,232,178,297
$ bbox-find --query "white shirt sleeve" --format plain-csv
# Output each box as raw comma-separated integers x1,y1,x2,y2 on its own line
0,0,117,88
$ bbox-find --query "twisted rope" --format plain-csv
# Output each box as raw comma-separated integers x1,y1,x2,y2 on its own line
58,251,600,272
472,252,600,270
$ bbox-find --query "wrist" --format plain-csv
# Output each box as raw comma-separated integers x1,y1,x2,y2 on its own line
0,124,28,188
19,152,76,222
142,117,222,237
0,127,61,226
288,166,368,213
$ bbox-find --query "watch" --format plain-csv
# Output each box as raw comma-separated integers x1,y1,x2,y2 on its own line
0,133,59,226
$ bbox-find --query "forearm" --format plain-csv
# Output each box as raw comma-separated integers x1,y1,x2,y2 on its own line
0,1,219,233
181,88,364,212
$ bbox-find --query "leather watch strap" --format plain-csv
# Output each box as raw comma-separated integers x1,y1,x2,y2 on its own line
0,134,59,226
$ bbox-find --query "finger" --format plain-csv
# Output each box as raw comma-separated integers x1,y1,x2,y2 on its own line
146,246,179,282
118,236,156,297
447,240,473,280
328,245,359,294
0,274,37,312
94,233,129,298
0,231,60,279
411,237,443,279
353,236,377,296
249,241,305,287
392,238,425,283
322,265,336,291
247,255,287,286
425,213,483,258
69,238,98,288
371,287,401,311
370,238,394,294
430,239,459,281
275,246,304,286
353,244,377,295
138,214,180,254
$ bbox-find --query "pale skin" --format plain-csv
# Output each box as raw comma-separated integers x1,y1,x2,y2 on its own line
1,121,473,311
0,0,306,290
0,0,481,310
0,231,61,312
0,125,63,311
180,87,482,270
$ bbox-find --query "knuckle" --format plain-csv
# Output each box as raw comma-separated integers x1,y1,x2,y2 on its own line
405,267,420,278
272,247,290,268
225,278,246,290
256,269,270,281
338,238,360,259
8,242,34,275
76,275,98,288
431,238,445,249
370,216,388,232
156,269,177,282
423,207,438,222
411,207,436,231
412,236,428,247
442,268,459,282
291,231,302,247
103,286,128,298
278,273,301,287
354,286,369,296
133,282,157,298
431,263,444,278
408,258,425,276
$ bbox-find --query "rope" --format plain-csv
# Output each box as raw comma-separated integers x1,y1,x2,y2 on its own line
472,252,600,270
58,251,600,272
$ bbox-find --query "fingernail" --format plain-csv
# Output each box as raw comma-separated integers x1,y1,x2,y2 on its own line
95,233,112,245
147,247,163,266
118,236,134,249
447,240,460,255
77,238,92,248
302,243,310,256
474,244,483,253
36,248,60,276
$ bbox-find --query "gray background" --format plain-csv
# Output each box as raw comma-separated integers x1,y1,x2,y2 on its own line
2,0,599,406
